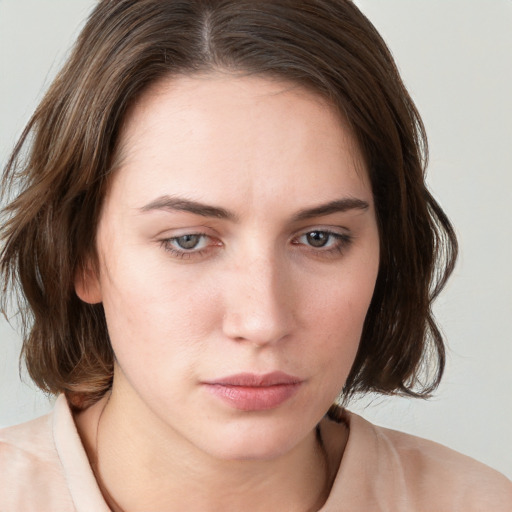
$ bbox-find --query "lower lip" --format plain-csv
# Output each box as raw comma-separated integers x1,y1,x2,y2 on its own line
204,383,301,411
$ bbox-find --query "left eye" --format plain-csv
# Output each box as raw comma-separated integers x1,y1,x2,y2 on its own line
297,230,343,248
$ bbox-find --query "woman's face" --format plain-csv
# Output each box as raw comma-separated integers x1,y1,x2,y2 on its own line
77,74,380,460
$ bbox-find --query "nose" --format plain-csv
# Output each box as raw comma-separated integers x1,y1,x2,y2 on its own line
221,252,294,347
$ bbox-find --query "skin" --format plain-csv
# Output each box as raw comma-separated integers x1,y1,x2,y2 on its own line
75,73,380,511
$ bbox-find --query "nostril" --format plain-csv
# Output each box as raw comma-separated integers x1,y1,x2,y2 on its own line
221,299,292,346
220,259,294,345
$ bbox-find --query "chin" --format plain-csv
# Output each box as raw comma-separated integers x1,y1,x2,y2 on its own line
200,419,308,462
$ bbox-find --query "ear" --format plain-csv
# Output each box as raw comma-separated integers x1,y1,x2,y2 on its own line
74,260,102,304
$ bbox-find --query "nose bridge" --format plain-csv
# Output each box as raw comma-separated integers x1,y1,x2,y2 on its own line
222,244,292,345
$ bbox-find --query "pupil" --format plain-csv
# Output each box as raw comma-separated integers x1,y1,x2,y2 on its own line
307,231,328,247
177,235,200,249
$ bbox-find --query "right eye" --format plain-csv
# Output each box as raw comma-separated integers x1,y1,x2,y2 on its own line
171,234,206,250
160,233,217,259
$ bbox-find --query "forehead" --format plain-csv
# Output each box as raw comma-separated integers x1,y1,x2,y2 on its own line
106,72,371,214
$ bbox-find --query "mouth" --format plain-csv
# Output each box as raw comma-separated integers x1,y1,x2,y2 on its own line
202,372,303,411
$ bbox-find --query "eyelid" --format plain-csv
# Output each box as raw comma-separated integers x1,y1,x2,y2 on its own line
159,231,223,260
153,223,219,238
157,225,354,261
291,226,354,257
292,224,351,240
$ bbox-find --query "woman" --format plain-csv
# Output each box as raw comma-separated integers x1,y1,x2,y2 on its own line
1,1,511,510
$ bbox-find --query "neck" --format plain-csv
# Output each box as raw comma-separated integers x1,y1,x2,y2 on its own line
76,387,334,512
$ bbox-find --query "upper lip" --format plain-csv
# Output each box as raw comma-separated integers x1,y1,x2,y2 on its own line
204,372,302,387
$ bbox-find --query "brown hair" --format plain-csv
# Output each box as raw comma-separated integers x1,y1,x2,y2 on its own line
1,0,457,409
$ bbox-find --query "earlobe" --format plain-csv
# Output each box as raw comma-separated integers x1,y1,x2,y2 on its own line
74,263,102,304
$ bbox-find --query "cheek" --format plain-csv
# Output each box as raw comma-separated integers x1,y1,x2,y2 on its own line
98,258,220,367
306,301,368,402
298,257,378,373
309,294,368,364
305,260,377,334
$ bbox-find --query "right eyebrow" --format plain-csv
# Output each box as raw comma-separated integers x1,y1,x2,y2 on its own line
139,195,238,221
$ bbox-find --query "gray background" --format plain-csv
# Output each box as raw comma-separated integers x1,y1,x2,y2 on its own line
1,0,511,478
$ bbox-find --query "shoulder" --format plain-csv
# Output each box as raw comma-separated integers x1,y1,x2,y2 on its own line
322,410,512,512
375,419,512,510
0,401,76,511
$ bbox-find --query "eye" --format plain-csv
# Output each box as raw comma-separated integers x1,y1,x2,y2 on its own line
292,229,352,256
173,234,205,250
160,233,219,259
303,231,333,248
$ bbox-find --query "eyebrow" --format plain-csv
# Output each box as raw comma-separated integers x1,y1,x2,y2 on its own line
139,195,369,221
291,197,369,221
140,195,237,220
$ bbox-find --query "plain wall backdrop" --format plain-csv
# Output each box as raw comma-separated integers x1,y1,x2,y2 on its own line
0,0,511,478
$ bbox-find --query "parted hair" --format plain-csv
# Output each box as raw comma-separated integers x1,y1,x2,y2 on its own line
1,0,457,409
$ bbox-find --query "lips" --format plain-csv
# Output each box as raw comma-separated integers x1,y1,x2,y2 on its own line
202,372,302,411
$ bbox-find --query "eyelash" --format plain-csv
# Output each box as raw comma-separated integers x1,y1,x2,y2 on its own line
292,230,353,257
159,230,353,260
160,233,212,259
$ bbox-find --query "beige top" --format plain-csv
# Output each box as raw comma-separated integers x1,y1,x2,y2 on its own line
1,395,511,511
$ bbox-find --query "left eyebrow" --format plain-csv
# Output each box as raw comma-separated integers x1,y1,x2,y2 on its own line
291,198,370,222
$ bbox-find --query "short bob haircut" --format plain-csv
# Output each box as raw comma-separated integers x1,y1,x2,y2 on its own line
1,0,457,410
